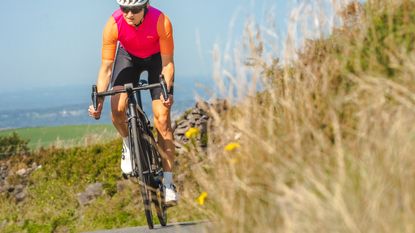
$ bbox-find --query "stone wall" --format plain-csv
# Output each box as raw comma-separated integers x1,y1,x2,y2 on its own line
172,99,228,154
0,161,40,203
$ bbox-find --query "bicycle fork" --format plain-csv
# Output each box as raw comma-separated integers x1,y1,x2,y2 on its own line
125,87,143,179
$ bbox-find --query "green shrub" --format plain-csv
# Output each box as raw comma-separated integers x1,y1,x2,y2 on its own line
0,132,30,159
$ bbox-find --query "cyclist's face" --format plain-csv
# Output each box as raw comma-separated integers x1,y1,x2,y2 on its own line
122,7,145,26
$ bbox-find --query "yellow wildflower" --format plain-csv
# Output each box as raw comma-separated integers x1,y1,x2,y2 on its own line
224,142,240,152
185,127,200,139
196,191,208,206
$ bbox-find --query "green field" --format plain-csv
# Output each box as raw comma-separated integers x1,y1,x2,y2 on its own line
0,124,118,149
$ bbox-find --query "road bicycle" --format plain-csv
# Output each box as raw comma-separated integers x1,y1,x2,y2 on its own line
91,76,169,229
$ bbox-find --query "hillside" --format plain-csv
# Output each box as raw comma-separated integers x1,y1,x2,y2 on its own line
0,102,211,232
0,136,206,232
0,125,117,149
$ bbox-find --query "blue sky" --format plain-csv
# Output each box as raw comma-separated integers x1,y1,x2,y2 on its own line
0,0,292,93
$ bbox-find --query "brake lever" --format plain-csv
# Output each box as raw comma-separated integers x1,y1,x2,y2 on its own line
92,85,98,111
91,85,100,120
159,74,169,101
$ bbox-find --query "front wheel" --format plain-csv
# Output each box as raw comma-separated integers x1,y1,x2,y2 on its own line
151,176,167,226
155,194,167,226
141,175,154,229
148,143,167,226
129,117,154,229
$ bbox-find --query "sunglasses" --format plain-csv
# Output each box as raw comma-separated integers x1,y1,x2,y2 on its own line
120,5,146,14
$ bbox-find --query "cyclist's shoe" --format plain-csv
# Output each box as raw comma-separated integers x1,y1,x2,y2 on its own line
163,184,178,207
120,145,133,176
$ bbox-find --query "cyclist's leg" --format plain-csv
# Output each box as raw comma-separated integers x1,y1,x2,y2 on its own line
147,53,177,205
110,46,140,137
110,46,142,175
146,53,176,172
152,100,175,172
111,89,128,137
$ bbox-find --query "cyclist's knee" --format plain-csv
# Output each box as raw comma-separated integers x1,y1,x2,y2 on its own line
154,113,167,123
154,115,171,134
157,127,171,139
154,115,167,127
111,88,127,121
111,108,125,123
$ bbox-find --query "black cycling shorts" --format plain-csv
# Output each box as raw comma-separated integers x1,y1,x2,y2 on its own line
111,46,163,101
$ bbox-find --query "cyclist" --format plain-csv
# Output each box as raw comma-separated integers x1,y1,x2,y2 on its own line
88,0,177,206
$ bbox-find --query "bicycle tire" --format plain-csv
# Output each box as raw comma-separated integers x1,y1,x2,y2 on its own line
142,126,168,227
150,145,167,226
141,175,154,229
153,177,167,226
129,117,154,229
142,134,167,226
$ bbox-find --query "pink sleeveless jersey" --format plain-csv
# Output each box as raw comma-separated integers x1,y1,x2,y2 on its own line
112,7,162,58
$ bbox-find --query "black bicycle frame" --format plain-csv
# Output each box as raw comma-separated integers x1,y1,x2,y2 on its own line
91,76,169,229
91,76,169,177
125,84,152,176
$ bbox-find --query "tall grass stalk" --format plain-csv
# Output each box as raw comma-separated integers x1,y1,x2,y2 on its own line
187,0,415,232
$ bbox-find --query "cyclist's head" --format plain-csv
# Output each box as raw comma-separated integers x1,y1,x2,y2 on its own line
117,0,149,26
116,0,149,7
116,0,149,15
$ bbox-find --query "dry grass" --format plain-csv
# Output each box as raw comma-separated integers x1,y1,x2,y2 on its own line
183,1,415,232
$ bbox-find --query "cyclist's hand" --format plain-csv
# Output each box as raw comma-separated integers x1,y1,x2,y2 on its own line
88,103,103,120
160,94,174,107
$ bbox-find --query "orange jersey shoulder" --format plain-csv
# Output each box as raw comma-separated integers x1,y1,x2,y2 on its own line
157,13,174,56
102,16,118,61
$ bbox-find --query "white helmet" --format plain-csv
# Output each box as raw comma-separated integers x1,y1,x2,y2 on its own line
116,0,148,7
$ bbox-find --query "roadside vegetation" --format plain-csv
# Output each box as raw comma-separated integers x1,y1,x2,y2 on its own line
184,0,415,232
0,132,30,160
0,134,205,232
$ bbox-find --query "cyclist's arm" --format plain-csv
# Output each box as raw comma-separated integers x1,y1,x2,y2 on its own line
161,55,174,92
89,59,113,118
97,59,114,94
158,14,174,93
97,16,118,102
89,16,117,118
